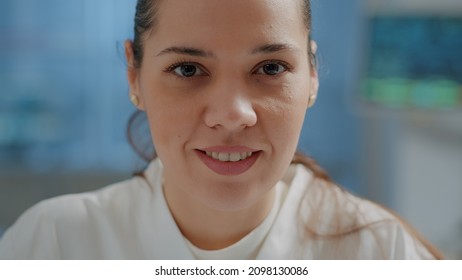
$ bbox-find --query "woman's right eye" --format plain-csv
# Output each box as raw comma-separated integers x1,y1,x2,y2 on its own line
169,63,205,78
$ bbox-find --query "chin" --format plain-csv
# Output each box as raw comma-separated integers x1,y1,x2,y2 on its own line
195,179,274,212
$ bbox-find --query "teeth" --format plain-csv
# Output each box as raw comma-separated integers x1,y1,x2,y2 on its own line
218,153,229,161
229,153,241,162
204,151,253,162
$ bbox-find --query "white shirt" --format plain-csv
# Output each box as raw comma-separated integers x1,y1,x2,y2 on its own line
0,159,434,259
186,180,285,260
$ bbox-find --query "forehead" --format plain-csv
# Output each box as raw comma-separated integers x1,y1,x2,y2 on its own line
149,0,307,52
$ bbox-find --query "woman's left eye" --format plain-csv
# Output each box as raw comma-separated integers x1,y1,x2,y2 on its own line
255,62,288,76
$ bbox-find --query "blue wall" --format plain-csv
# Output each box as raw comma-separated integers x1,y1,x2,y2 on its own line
299,0,363,193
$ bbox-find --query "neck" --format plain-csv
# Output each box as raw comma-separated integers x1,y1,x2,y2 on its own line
163,180,276,250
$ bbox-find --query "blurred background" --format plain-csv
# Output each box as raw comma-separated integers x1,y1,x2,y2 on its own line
0,0,461,258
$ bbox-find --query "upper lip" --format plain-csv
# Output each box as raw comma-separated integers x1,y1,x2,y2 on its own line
198,146,259,153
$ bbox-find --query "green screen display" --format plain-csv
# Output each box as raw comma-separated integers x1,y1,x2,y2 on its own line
361,16,462,109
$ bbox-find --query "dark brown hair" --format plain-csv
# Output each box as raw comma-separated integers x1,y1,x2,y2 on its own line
131,0,315,69
126,0,443,259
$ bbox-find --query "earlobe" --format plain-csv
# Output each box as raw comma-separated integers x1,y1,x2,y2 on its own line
307,94,317,108
308,76,319,108
130,93,140,107
124,40,144,110
307,76,319,108
310,40,318,55
308,40,319,109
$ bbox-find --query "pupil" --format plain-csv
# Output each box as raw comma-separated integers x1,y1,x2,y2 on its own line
181,65,196,77
263,64,279,75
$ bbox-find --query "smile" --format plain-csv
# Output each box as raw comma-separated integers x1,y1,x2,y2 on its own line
205,151,253,162
195,149,261,176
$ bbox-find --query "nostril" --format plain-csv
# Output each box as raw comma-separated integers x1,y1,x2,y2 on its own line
203,92,257,130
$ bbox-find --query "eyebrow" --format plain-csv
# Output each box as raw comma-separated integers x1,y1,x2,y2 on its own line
156,47,214,58
251,43,300,54
155,43,300,58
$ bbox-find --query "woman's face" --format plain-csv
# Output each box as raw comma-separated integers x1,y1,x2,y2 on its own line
126,0,318,211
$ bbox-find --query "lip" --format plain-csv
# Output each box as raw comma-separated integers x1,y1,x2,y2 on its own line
195,148,261,176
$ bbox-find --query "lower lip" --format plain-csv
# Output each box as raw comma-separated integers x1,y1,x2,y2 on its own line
195,150,260,176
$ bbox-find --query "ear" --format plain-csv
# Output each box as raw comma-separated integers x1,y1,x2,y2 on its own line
124,40,145,110
308,40,319,108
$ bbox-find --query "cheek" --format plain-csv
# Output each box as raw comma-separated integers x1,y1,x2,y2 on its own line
260,83,308,148
141,87,199,151
261,81,308,124
147,105,192,146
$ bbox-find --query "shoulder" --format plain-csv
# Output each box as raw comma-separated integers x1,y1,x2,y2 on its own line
0,175,152,259
289,163,436,259
24,175,151,226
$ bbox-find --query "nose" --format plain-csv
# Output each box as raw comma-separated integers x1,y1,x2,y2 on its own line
203,81,257,131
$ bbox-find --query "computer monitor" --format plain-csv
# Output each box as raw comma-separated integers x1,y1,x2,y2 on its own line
360,3,462,110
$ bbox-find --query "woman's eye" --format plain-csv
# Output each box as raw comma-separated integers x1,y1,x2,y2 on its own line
173,64,204,77
256,62,287,76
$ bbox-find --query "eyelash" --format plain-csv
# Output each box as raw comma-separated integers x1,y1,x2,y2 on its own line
163,59,292,79
163,59,205,75
252,60,292,75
